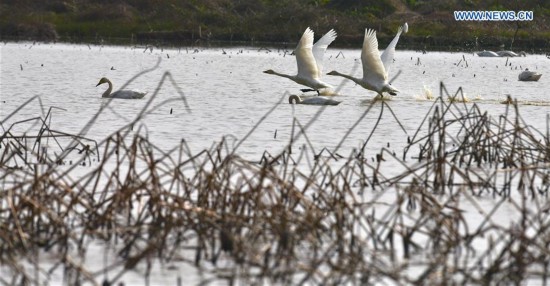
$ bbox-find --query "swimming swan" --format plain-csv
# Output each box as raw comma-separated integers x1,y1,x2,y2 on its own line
496,51,519,57
288,94,341,105
264,28,337,94
476,50,499,57
518,69,542,81
96,77,147,99
327,23,407,97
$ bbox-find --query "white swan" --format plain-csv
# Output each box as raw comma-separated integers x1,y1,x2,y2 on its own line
476,50,499,57
288,94,341,105
518,69,542,81
496,50,518,57
496,51,526,57
326,23,407,97
264,27,337,94
96,77,147,99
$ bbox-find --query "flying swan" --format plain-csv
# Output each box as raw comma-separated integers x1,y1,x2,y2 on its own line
264,27,337,95
327,23,407,97
288,94,341,105
96,77,147,99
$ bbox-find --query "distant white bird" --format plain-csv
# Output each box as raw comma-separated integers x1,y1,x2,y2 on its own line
288,94,341,105
496,50,527,57
518,69,542,81
496,50,518,57
476,50,499,57
96,77,147,99
264,27,337,95
327,23,407,97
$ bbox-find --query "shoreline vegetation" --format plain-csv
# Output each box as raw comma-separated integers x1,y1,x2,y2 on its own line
1,0,550,52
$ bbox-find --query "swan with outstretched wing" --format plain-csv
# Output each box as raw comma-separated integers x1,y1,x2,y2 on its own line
327,23,407,97
264,28,337,95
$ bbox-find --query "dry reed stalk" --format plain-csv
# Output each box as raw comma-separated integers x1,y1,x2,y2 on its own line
3,78,550,285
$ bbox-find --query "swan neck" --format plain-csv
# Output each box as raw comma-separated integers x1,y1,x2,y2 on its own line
102,79,113,98
289,94,301,104
334,72,359,83
272,71,296,81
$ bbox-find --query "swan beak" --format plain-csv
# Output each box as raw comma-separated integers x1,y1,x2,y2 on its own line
390,91,397,96
95,83,101,87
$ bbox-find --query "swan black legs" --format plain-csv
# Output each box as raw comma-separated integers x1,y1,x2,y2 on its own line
299,88,321,95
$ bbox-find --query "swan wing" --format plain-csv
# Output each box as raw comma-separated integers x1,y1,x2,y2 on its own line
477,51,499,57
312,29,337,76
295,27,320,80
380,23,405,75
361,28,387,83
111,90,147,99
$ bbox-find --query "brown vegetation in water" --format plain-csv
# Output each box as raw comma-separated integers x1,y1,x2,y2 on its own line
2,65,550,284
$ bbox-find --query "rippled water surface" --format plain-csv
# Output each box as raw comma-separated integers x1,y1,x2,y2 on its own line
1,42,550,284
2,42,549,159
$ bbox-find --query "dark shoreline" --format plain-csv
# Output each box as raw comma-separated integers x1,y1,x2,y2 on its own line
2,0,549,54
2,34,548,55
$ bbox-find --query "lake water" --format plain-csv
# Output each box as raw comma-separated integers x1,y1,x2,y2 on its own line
2,42,549,159
1,42,550,285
